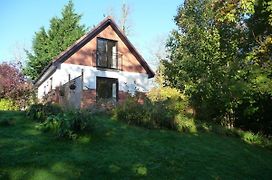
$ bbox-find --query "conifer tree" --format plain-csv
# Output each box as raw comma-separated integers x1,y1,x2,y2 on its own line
24,1,86,80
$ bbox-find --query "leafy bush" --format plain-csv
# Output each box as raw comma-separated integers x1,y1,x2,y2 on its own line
114,97,149,126
226,129,272,149
194,120,272,149
241,131,263,144
114,87,191,130
38,114,61,133
0,99,19,111
38,110,91,139
150,100,178,129
148,87,189,114
174,114,197,133
26,103,63,122
113,96,177,129
148,87,185,101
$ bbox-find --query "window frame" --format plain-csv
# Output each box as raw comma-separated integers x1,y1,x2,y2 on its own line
96,37,118,69
96,76,119,102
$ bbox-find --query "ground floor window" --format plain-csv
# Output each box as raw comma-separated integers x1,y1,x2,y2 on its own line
96,77,118,101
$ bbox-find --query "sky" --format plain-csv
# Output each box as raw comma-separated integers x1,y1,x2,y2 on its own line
0,0,183,69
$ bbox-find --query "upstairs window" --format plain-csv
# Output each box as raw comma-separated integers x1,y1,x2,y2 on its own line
97,38,118,69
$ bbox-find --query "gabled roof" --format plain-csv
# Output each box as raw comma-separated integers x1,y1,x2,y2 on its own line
35,16,155,86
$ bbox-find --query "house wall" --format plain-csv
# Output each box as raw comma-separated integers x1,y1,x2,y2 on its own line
37,23,154,107
37,63,152,104
63,25,147,74
81,89,96,109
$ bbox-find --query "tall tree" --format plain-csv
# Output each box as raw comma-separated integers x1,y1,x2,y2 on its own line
164,0,234,122
106,2,133,36
119,3,132,36
24,1,86,80
164,0,272,134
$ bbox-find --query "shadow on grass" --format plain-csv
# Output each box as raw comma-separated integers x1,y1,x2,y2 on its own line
0,111,272,179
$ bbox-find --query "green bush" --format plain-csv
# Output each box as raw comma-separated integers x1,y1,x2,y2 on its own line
148,87,189,114
38,114,62,133
194,120,272,149
38,110,91,139
148,87,185,101
114,97,148,126
26,103,63,122
114,92,272,150
174,114,197,133
0,99,19,111
113,96,177,129
150,100,178,129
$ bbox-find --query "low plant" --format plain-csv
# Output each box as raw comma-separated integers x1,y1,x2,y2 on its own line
174,114,197,133
113,96,178,129
147,86,185,102
148,86,191,117
114,96,147,126
26,103,63,122
38,109,91,139
0,99,19,111
38,114,62,133
194,120,272,149
114,92,272,150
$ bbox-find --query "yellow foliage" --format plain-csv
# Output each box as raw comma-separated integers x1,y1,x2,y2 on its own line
147,86,186,102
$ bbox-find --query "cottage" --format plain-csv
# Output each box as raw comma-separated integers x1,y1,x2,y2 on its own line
34,17,154,108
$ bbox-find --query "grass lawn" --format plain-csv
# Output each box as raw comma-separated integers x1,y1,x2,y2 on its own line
1,111,272,179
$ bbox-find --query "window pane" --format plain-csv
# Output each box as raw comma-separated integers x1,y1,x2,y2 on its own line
97,38,117,69
112,83,116,98
97,39,107,67
97,77,118,101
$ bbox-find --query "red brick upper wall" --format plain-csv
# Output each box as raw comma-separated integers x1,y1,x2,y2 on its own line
64,25,147,74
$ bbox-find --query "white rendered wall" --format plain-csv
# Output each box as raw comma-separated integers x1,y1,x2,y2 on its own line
37,63,153,99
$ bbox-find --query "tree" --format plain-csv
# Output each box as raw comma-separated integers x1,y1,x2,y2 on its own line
106,2,133,36
214,0,272,133
141,34,168,87
0,62,33,108
0,63,24,99
119,3,132,36
163,0,272,134
24,1,86,80
164,0,234,122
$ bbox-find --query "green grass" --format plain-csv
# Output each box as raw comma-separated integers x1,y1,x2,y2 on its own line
1,111,272,179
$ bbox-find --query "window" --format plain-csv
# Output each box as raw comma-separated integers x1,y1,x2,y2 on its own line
96,77,118,101
49,77,53,91
97,38,118,69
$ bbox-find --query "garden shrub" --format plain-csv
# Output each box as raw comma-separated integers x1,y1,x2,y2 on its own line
114,96,149,127
37,115,62,136
113,87,191,130
194,120,272,149
229,129,271,149
148,87,189,114
174,114,197,133
0,99,19,111
241,131,263,144
26,103,63,122
38,109,91,139
150,99,178,129
113,96,177,129
148,87,185,102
